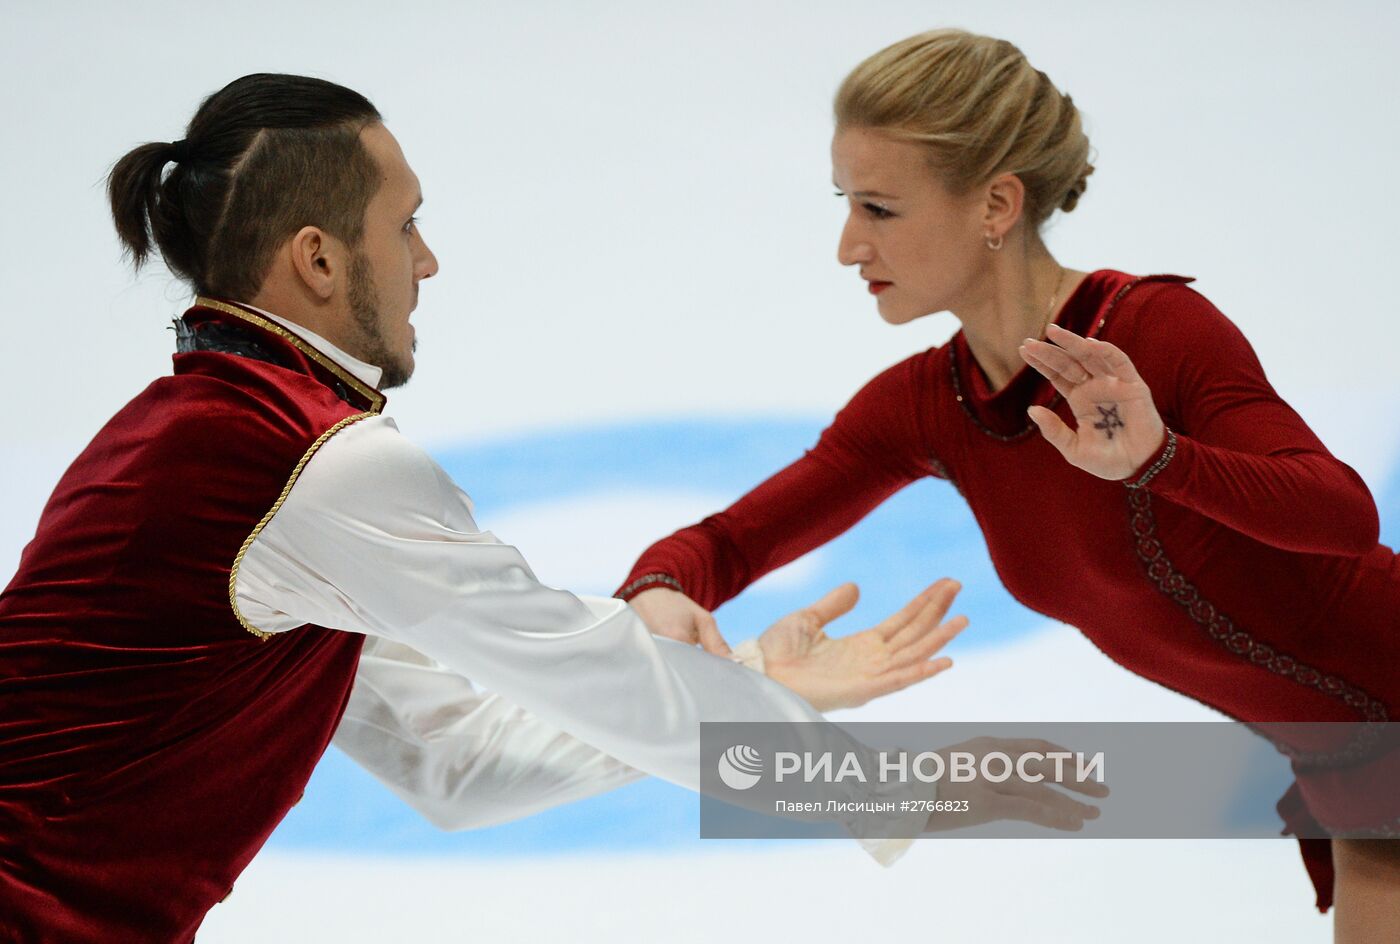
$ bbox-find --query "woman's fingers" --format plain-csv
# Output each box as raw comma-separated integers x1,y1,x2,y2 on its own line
694,613,733,657
1091,338,1144,384
1043,324,1143,383
1021,338,1090,384
1044,322,1097,355
1043,323,1116,378
647,622,699,646
1018,347,1082,401
630,588,735,656
1026,405,1076,456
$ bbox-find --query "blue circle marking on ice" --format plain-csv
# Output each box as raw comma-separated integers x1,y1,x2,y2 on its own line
266,417,1400,855
718,745,764,791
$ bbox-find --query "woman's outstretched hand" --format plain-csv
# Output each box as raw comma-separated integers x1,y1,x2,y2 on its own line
1019,323,1166,481
759,580,967,712
627,586,733,657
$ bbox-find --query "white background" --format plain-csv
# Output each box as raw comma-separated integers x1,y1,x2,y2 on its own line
3,1,1397,940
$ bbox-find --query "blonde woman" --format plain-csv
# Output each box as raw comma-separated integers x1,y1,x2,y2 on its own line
617,29,1400,940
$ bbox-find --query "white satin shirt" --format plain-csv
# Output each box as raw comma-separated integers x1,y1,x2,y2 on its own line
229,306,917,860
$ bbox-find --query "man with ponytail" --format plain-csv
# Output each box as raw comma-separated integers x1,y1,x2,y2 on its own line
0,73,1037,942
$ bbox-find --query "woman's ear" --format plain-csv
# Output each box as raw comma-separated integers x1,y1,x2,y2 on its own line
981,172,1027,244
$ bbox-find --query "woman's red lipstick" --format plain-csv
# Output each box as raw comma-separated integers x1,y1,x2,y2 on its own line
868,281,892,295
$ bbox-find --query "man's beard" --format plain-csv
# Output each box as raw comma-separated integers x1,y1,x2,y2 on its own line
346,250,415,390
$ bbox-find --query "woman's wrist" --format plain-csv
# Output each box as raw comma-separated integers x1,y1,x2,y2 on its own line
1124,428,1178,490
616,572,685,602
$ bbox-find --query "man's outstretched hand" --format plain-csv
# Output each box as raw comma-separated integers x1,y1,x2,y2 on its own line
921,737,1109,833
759,580,967,712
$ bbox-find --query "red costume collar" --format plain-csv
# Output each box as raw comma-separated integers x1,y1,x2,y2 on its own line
949,270,1194,440
182,297,386,415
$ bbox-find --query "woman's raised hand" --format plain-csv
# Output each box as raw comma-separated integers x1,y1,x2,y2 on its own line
1019,323,1166,481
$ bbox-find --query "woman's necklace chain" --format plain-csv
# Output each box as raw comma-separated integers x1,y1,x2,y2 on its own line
1041,264,1068,338
950,264,1069,442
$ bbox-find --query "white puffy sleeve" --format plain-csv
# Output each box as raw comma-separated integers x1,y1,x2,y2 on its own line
332,634,643,830
233,415,852,792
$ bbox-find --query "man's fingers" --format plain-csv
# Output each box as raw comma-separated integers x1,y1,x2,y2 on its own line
891,614,968,668
695,615,732,657
998,771,1109,808
871,586,935,642
993,739,1111,799
989,791,1095,832
868,656,954,700
1027,767,1111,799
802,582,860,627
886,588,965,656
881,579,958,644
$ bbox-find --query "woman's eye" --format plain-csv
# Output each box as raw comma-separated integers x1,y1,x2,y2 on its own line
403,216,419,234
834,191,893,219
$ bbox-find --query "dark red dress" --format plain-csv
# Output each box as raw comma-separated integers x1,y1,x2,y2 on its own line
619,270,1400,910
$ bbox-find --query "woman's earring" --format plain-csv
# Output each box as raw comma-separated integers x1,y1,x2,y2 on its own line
984,233,1004,251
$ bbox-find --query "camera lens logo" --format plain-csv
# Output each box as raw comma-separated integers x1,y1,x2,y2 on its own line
718,745,763,790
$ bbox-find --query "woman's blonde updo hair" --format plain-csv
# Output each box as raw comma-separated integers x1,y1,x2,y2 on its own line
835,29,1094,229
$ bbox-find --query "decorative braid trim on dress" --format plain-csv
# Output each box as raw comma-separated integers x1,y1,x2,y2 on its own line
1126,487,1389,767
949,275,1148,443
925,455,964,498
617,573,685,601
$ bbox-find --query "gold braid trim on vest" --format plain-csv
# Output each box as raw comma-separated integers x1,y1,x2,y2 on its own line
192,297,387,414
228,411,377,641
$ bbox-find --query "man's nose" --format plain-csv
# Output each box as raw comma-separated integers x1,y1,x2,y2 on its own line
416,234,439,280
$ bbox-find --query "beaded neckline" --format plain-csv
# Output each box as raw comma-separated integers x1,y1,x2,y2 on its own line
948,272,1167,443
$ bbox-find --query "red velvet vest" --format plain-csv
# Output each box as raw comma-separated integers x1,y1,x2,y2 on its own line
0,300,384,943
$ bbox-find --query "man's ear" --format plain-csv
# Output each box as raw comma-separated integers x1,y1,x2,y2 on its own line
980,172,1027,244
287,226,341,302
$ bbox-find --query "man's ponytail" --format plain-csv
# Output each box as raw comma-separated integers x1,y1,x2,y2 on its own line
104,74,382,300
107,141,182,272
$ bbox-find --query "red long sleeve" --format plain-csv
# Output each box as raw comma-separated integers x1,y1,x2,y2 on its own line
617,355,933,610
616,269,1400,915
1125,284,1379,556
